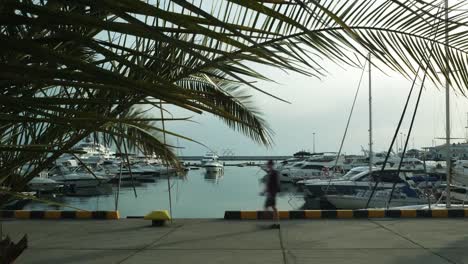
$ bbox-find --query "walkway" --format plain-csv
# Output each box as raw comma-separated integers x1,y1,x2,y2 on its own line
4,218,468,263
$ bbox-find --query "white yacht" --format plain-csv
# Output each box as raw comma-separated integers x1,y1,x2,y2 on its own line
28,177,63,192
326,188,428,209
303,169,415,199
201,152,224,173
280,163,329,182
278,161,306,182
72,140,115,160
296,166,372,186
48,165,109,188
201,152,219,165
101,161,154,182
279,153,345,182
203,160,224,173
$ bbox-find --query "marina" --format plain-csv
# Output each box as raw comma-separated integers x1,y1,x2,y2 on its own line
21,165,303,218
4,0,468,263
12,149,468,216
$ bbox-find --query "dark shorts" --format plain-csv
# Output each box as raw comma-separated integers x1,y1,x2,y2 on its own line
264,194,276,208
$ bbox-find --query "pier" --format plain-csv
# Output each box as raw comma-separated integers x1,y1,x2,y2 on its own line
6,218,468,263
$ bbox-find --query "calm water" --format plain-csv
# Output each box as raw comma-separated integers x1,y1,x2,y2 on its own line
24,165,305,218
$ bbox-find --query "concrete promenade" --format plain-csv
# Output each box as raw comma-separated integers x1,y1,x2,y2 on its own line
4,218,468,263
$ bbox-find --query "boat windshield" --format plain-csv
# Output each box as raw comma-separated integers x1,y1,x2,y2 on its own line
340,169,366,180
292,162,304,168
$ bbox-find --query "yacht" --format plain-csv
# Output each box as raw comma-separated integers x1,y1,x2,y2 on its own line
303,169,423,200
72,140,115,161
101,161,154,182
27,177,63,193
280,162,330,183
201,152,224,173
279,154,346,183
48,165,109,188
278,161,306,182
201,152,219,165
326,187,428,209
203,160,224,173
296,166,372,186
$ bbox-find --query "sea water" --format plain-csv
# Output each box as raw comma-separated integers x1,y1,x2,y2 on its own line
23,165,305,218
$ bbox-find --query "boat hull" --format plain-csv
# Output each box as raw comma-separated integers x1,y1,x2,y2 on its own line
326,195,427,209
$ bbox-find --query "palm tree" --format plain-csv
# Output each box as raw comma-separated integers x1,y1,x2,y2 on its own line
1,0,468,202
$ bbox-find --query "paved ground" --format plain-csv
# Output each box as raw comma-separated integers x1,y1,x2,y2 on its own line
3,218,468,263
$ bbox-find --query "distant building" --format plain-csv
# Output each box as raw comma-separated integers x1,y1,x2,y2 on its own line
425,143,468,160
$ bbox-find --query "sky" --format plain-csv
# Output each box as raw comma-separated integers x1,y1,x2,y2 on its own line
146,0,468,157
159,58,468,156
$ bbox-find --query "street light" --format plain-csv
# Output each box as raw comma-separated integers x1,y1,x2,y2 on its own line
313,132,316,153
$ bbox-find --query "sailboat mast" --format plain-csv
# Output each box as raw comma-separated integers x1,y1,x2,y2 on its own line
368,53,373,176
445,0,451,208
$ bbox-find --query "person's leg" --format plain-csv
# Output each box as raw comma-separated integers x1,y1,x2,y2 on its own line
271,196,280,229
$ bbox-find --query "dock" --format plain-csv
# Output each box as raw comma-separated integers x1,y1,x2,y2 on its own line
5,218,468,263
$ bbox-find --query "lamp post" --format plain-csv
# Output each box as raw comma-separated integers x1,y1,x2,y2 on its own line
313,132,316,153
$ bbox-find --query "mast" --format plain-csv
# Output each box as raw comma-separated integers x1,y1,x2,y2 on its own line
465,112,468,143
368,53,373,176
445,0,451,208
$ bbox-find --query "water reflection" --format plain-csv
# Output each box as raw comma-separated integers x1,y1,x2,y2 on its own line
204,169,224,184
23,166,307,217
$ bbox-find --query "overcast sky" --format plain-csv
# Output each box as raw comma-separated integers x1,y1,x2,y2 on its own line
158,56,468,157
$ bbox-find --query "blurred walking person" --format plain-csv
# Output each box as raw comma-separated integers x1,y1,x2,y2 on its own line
263,160,280,229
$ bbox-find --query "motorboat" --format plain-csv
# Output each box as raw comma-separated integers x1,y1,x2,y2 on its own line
326,186,428,209
391,203,468,210
201,152,224,173
48,165,109,188
280,153,347,182
280,162,333,183
27,177,63,193
278,161,306,182
296,166,372,186
203,160,224,173
201,152,219,165
72,140,115,160
302,169,431,199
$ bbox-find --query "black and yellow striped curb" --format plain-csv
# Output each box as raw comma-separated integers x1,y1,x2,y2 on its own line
224,209,468,220
0,210,120,220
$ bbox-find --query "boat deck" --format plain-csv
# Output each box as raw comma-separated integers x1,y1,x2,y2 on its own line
4,218,468,263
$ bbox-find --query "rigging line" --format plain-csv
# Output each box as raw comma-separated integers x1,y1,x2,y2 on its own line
324,58,367,195
387,60,429,208
365,3,445,209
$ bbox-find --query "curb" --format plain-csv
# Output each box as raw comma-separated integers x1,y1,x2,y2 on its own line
224,209,468,220
0,210,120,220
